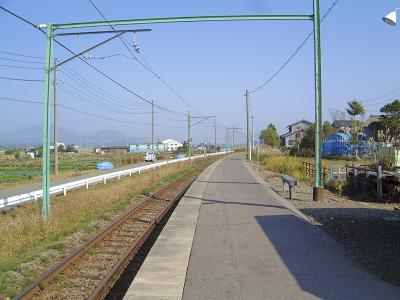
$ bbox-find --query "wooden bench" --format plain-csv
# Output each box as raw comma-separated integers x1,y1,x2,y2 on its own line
281,175,297,199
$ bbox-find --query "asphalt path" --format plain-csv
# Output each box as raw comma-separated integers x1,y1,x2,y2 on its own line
182,154,400,299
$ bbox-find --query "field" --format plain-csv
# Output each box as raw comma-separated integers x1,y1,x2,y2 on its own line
0,156,217,298
253,145,373,184
0,151,173,190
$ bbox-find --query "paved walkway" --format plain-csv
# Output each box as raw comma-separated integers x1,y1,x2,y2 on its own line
126,154,400,300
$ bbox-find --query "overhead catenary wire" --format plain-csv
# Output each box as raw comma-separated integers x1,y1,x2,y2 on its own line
249,0,341,94
87,0,202,115
0,5,187,116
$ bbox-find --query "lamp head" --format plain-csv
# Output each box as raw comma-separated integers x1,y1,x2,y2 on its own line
383,10,397,26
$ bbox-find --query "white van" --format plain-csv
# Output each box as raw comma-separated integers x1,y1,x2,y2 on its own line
144,151,156,162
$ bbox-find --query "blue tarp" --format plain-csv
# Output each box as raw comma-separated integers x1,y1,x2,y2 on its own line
175,154,187,159
322,133,375,156
96,162,114,170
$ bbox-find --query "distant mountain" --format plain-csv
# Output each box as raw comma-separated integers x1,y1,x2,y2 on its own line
0,126,146,149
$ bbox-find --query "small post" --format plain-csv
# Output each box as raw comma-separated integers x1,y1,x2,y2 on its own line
377,165,383,202
86,181,89,189
63,187,67,196
329,165,333,180
364,169,369,193
353,165,358,191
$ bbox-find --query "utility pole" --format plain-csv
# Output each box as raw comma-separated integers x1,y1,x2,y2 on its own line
151,100,154,152
225,128,229,153
246,89,251,160
187,112,191,160
53,58,59,175
251,116,254,152
214,119,217,153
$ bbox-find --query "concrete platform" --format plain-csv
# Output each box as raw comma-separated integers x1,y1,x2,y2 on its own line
124,154,400,300
123,158,223,300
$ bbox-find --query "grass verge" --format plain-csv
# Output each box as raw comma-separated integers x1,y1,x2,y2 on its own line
0,156,218,298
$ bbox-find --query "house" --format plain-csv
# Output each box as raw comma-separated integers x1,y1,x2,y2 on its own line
161,139,183,152
363,115,384,142
128,143,166,153
331,120,353,131
280,119,312,148
100,146,127,153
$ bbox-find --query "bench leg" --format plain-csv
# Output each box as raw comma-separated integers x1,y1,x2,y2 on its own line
289,187,292,199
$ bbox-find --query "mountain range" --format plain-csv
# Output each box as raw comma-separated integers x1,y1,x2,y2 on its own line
0,125,146,148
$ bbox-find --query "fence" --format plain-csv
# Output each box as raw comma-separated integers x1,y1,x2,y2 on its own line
0,152,228,210
302,161,328,180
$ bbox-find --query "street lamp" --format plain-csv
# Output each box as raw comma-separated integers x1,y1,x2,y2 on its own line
383,9,400,26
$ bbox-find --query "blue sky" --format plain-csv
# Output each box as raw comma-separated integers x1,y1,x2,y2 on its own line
1,0,400,145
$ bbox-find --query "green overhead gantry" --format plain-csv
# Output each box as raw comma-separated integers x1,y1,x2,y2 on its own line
39,0,323,220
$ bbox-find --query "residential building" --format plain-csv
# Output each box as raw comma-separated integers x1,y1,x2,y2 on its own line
100,146,127,153
280,119,312,147
363,115,384,142
128,143,166,153
331,120,353,131
161,139,183,152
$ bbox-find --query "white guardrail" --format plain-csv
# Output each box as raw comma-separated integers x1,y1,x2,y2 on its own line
0,152,229,210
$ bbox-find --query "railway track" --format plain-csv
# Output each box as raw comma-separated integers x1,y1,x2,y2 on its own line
15,175,195,300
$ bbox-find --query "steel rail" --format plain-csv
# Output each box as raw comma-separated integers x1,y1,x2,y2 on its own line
15,177,194,300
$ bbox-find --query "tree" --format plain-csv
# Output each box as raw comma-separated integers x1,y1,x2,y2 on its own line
380,99,400,143
346,100,365,152
300,124,315,150
260,123,280,148
323,121,332,139
346,100,365,119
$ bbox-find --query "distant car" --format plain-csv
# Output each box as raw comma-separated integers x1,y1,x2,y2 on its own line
144,151,156,162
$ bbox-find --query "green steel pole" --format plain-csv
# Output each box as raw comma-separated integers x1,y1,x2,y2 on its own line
313,0,323,201
42,24,53,220
188,112,191,160
53,15,313,30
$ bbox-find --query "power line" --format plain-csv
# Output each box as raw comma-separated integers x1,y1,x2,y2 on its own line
0,96,186,128
0,49,43,60
60,68,150,110
87,0,201,114
0,63,43,70
59,84,152,115
249,0,341,94
0,76,43,82
0,57,43,65
0,5,186,117
62,66,148,108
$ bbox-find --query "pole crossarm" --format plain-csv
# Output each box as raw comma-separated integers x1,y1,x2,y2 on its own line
55,31,126,68
191,116,216,127
55,28,151,36
51,14,314,30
